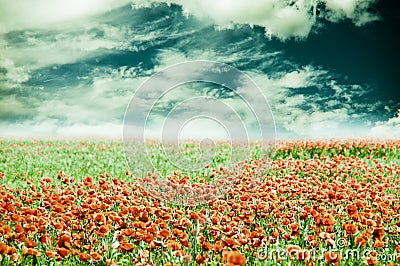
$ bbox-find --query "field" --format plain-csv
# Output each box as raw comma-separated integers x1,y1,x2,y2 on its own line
1,139,400,265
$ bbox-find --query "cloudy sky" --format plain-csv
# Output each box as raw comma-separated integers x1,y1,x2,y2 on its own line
0,0,399,139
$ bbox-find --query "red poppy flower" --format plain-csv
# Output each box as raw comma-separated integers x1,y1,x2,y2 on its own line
226,250,246,265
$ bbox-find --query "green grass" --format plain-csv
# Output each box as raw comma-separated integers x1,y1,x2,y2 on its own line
0,140,127,189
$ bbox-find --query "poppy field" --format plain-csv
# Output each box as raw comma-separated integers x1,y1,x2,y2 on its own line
0,139,400,265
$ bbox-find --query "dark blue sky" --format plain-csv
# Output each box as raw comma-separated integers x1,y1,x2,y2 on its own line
275,0,400,101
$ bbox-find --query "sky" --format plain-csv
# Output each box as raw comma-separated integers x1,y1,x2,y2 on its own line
0,0,399,140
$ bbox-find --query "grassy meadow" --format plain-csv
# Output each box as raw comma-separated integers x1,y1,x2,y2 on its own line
0,139,400,265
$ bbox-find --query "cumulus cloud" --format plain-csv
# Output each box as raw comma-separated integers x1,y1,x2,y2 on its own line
0,58,30,88
370,110,400,139
147,0,315,39
323,0,380,26
146,0,379,39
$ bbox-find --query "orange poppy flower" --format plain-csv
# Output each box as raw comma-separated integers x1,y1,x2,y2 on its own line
139,212,149,223
57,234,72,249
79,252,91,261
77,188,84,196
324,251,341,265
226,250,246,265
297,250,310,261
133,221,146,229
14,223,24,234
173,228,187,239
325,225,334,233
58,247,69,257
144,234,154,244
195,253,207,264
98,225,110,236
213,240,224,253
322,214,336,226
159,229,170,238
223,237,238,247
211,216,220,224
178,217,193,228
355,237,367,247
189,211,200,221
45,250,57,258
25,239,37,248
91,251,102,262
53,222,64,231
22,246,41,257
373,239,385,248
83,176,93,186
282,233,291,240
287,244,301,260
6,246,16,255
119,242,135,252
282,218,290,226
365,256,379,265
343,223,358,235
289,222,300,232
180,237,190,248
346,204,357,215
87,221,96,231
167,240,180,251
123,228,135,237
373,227,385,240
94,213,107,224
202,241,212,251
0,242,8,254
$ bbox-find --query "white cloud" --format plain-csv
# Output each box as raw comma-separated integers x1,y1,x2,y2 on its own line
0,2,200,90
323,0,380,26
150,0,316,39
0,0,131,33
0,65,147,138
239,57,381,139
324,0,359,18
369,110,400,139
90,49,278,142
0,120,122,139
281,108,350,137
273,66,327,89
0,94,31,117
37,71,144,122
147,0,379,39
0,58,30,87
0,2,387,140
0,2,162,93
124,49,380,140
0,23,134,89
0,44,384,140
